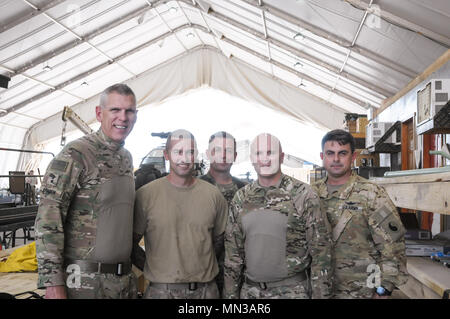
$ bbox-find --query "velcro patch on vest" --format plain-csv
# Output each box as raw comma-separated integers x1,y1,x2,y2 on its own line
373,205,405,242
50,160,69,172
47,173,60,187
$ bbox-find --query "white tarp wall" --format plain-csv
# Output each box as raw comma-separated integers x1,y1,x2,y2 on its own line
2,48,346,183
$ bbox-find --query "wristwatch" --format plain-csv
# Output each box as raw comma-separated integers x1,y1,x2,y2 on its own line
375,286,392,296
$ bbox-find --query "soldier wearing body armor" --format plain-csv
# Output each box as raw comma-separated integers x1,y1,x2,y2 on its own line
133,129,228,299
312,129,408,298
200,131,247,296
224,133,333,299
35,84,138,299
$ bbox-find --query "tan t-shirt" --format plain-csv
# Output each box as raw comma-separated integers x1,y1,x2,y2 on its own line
134,177,228,283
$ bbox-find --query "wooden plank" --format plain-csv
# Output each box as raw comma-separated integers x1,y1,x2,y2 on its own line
406,257,450,298
372,171,450,184
379,181,450,215
399,274,441,299
372,172,450,214
375,49,450,118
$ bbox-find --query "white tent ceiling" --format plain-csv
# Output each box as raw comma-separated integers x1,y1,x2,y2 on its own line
0,0,449,174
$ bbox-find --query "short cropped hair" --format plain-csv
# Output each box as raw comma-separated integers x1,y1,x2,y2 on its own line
208,131,236,151
250,133,282,154
99,83,136,108
321,129,355,153
165,129,197,152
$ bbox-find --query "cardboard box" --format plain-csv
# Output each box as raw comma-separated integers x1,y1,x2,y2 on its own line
356,117,369,133
344,120,357,133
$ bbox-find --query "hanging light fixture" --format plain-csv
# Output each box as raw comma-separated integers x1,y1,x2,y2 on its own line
293,32,305,41
298,78,306,87
294,61,303,69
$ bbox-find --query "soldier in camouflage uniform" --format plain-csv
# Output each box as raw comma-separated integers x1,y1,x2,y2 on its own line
312,129,408,299
35,84,139,299
224,133,332,299
200,131,247,296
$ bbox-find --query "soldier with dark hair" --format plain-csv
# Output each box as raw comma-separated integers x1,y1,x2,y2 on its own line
35,83,138,299
200,131,247,296
312,129,408,299
201,131,246,206
224,133,332,299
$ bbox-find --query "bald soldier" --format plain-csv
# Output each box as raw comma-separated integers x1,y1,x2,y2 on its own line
35,83,138,299
224,133,332,299
312,129,407,299
133,129,228,299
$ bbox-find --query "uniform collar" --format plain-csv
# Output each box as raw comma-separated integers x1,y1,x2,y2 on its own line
316,171,358,200
95,129,124,151
203,171,216,185
256,173,286,189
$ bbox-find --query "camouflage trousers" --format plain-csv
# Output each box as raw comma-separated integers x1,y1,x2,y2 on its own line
144,280,219,299
332,284,374,299
332,272,375,299
216,250,225,298
64,271,138,299
240,279,310,299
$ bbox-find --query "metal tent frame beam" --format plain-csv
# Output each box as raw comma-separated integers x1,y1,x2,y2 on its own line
239,0,417,78
1,23,201,117
344,0,450,48
4,0,393,99
221,35,369,108
2,0,169,79
3,0,424,121
21,45,351,146
181,0,394,98
0,0,67,34
1,22,370,118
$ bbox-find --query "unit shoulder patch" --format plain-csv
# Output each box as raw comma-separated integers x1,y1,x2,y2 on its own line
50,160,69,172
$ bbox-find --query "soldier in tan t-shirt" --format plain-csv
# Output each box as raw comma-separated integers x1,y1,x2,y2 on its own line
132,129,228,299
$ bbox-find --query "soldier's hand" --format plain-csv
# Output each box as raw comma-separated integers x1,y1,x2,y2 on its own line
45,285,67,299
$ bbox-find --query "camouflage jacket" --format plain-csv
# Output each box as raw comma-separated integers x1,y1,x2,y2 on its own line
224,174,333,299
312,172,408,296
200,172,247,205
35,129,135,288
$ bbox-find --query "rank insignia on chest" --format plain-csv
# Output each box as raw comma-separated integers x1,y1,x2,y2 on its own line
340,201,362,211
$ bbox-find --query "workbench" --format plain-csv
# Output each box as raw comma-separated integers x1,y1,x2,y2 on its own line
399,257,450,299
